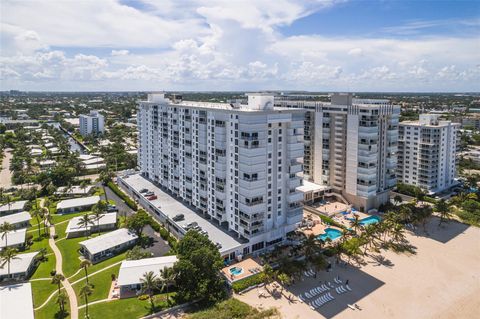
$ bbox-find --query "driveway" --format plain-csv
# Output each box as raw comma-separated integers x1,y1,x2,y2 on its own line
99,182,171,257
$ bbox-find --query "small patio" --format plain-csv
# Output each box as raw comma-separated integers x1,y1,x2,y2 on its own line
222,258,263,283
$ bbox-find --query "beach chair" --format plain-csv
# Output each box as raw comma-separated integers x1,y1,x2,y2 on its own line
328,281,334,288
346,285,352,291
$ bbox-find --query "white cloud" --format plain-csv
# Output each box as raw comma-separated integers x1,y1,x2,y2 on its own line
0,0,479,91
111,50,129,56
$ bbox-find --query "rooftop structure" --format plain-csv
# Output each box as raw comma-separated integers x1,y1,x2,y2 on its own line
0,251,38,281
55,185,95,196
0,283,34,319
79,228,138,263
117,256,178,287
65,212,117,238
0,200,28,216
0,211,30,229
56,195,100,214
0,228,27,249
118,173,244,257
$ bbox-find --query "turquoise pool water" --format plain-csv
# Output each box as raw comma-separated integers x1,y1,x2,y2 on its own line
360,216,381,225
318,228,342,241
229,267,243,276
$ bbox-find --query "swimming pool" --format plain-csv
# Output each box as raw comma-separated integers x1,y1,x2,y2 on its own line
318,228,342,241
229,266,243,276
360,216,381,226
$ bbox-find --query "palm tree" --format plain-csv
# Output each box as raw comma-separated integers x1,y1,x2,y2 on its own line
391,224,406,243
0,222,14,247
56,291,68,316
398,205,412,224
435,199,452,226
91,201,107,234
450,192,477,207
98,169,115,202
37,247,48,262
0,247,20,278
159,266,176,306
80,180,89,195
77,214,94,237
277,273,291,293
80,259,93,285
31,208,44,237
261,264,276,290
350,214,362,234
51,273,65,295
42,207,51,235
393,195,403,206
302,234,320,263
140,271,160,312
80,284,93,318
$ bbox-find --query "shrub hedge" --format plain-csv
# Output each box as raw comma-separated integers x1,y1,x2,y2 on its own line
231,273,264,293
107,181,138,210
317,214,345,229
150,219,178,252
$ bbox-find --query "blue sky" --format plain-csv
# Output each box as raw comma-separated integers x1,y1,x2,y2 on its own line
1,0,479,91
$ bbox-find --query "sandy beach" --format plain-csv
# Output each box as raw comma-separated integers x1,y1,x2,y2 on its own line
236,217,480,319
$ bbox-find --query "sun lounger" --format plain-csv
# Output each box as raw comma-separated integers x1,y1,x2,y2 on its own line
346,285,352,291
328,281,334,288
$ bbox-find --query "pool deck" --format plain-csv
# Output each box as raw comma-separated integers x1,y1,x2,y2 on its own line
222,258,263,283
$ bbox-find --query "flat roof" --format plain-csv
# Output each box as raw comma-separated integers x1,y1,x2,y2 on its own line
82,157,105,165
0,228,27,248
0,283,34,319
56,195,100,210
117,256,178,286
0,200,28,213
55,185,95,195
0,251,38,277
84,164,106,170
297,180,331,193
66,212,117,234
79,228,138,255
119,173,244,255
0,211,31,225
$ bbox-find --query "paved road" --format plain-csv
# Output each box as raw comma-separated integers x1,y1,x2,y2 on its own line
99,182,170,257
43,199,79,319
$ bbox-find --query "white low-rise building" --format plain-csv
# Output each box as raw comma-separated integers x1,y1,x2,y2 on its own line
0,251,39,281
117,256,177,298
0,228,27,250
0,211,30,229
66,212,117,238
79,228,138,263
55,185,95,197
56,195,100,214
0,200,28,216
30,148,42,156
0,283,35,319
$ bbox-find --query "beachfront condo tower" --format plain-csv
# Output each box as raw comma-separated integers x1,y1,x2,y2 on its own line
276,93,400,212
137,93,305,253
397,114,459,194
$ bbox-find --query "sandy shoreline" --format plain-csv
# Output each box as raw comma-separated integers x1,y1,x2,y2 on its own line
0,148,13,188
236,217,480,319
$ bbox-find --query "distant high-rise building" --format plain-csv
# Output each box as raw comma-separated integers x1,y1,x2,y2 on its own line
397,114,459,194
276,93,400,212
137,93,305,253
79,110,105,136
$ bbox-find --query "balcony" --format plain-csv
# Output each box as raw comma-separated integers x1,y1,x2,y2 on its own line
288,191,304,203
239,178,265,191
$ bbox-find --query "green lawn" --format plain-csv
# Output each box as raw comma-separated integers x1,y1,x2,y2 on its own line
73,264,121,305
56,236,85,277
78,293,173,319
34,292,69,319
69,252,127,282
30,279,59,308
31,254,56,279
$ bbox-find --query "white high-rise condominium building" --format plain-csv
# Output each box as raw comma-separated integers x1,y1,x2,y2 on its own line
276,93,400,212
137,93,305,253
79,110,105,136
397,114,459,194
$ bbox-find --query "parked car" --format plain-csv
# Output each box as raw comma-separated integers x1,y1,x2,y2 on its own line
145,191,154,197
147,195,157,200
139,188,149,193
200,230,208,236
172,214,185,221
184,221,198,230
107,204,118,212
